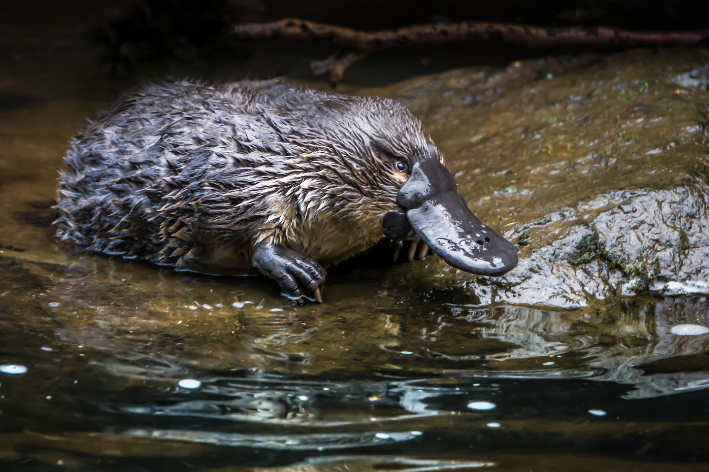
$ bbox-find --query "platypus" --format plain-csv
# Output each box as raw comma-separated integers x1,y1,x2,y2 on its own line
56,79,517,302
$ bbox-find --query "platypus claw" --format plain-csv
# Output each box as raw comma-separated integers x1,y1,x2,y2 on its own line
419,242,430,260
252,242,326,303
408,236,421,261
392,240,404,262
391,237,430,263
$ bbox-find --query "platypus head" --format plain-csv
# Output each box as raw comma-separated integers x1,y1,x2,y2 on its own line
381,159,518,276
262,83,517,276
292,89,518,277
376,126,517,277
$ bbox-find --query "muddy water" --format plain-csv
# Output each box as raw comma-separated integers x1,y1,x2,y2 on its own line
3,41,709,470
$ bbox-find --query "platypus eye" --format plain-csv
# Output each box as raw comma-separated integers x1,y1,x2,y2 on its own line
395,161,408,172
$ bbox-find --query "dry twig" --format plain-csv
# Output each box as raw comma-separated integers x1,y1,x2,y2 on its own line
233,18,709,85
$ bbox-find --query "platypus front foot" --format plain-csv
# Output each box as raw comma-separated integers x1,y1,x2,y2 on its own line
384,209,429,262
392,237,430,262
252,242,326,303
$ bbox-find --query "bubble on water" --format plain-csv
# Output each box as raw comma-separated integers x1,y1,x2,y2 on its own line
375,432,391,439
543,361,555,366
201,304,213,310
178,379,201,389
467,401,496,411
232,301,253,308
270,308,283,312
589,409,607,416
670,324,709,336
48,302,60,308
187,306,198,310
297,395,309,401
0,365,28,375
487,422,501,428
401,351,413,355
411,431,423,436
40,347,52,352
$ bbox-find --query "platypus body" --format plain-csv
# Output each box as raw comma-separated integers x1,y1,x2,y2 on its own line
56,79,517,301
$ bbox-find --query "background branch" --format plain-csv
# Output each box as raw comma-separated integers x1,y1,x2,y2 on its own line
309,49,366,86
233,18,709,85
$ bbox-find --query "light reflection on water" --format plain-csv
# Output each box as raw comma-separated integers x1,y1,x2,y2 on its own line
3,250,709,468
0,364,28,375
126,429,419,450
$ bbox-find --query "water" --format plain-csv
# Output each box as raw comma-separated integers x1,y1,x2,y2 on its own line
3,11,709,471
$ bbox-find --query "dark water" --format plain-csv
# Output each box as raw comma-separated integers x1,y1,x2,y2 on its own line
3,7,709,471
4,253,709,471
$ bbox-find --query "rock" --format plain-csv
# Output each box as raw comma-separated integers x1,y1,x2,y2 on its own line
366,48,709,308
478,183,709,308
672,65,709,90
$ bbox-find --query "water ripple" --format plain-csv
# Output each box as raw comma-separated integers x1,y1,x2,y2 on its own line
124,429,417,450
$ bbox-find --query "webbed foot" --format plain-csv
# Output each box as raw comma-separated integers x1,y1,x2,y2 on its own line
252,242,326,303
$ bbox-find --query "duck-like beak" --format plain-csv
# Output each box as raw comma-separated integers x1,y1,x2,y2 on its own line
383,159,518,276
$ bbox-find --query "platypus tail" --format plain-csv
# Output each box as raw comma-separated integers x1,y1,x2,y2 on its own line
13,199,58,228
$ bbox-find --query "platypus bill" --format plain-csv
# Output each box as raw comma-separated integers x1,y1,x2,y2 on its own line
56,79,518,302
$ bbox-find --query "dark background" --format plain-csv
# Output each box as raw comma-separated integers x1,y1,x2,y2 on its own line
1,0,709,95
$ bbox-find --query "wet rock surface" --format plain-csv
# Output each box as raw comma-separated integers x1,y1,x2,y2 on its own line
349,48,709,308
482,183,709,307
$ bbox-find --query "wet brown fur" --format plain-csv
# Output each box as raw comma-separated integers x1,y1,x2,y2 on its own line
55,79,442,273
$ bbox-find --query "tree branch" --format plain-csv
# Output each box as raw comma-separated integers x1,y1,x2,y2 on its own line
233,18,709,85
310,49,366,87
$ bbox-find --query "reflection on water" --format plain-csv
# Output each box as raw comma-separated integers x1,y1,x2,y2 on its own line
3,251,709,468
